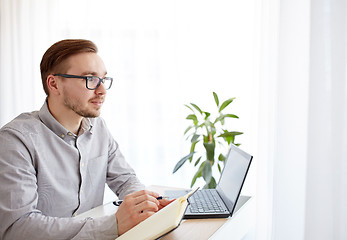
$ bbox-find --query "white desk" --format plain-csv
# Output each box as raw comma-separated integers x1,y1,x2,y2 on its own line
76,186,255,240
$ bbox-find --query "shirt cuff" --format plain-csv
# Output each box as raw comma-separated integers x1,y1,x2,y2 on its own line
86,214,119,240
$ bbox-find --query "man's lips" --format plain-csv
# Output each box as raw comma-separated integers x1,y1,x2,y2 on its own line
90,98,104,106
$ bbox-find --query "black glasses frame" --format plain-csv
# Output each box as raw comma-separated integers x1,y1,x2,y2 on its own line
53,74,113,90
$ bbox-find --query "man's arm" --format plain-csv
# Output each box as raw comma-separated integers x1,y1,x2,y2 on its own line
3,213,118,240
0,128,118,240
104,126,173,236
105,130,145,199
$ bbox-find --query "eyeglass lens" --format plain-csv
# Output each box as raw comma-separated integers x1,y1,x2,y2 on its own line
87,77,112,90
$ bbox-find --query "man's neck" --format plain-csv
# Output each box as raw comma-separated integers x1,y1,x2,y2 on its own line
47,98,83,135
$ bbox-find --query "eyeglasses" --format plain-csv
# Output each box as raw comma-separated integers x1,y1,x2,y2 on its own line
53,74,113,90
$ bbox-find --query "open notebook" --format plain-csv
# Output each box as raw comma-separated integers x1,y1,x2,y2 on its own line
116,188,198,240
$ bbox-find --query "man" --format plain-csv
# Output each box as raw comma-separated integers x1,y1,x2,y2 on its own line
0,39,171,239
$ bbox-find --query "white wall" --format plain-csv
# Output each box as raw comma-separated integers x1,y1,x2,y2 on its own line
0,0,258,191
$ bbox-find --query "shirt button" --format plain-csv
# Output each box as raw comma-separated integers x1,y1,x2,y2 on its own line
81,162,85,167
67,132,73,136
61,134,65,138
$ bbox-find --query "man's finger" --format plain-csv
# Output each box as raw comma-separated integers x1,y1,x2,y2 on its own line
134,199,159,213
158,198,175,210
133,194,160,206
128,189,160,199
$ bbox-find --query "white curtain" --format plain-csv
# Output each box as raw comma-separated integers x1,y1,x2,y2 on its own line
256,0,347,239
305,0,347,238
0,0,257,189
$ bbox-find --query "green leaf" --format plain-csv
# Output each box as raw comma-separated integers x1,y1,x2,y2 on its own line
185,133,194,141
191,134,200,143
203,176,217,189
204,112,210,120
190,103,203,115
204,120,213,128
218,163,222,173
218,154,226,162
201,160,212,183
225,113,239,119
184,125,194,135
194,156,202,166
213,92,219,107
219,98,235,112
186,114,198,125
214,113,238,125
173,152,195,173
189,140,199,162
228,136,234,145
184,104,194,112
214,114,224,124
218,131,243,145
218,131,243,138
191,165,203,187
197,122,205,129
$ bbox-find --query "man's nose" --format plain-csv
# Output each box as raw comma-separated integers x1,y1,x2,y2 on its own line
95,82,107,95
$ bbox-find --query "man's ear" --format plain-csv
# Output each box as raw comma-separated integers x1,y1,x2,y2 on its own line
46,75,60,95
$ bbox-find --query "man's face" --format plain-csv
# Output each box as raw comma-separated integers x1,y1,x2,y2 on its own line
59,52,108,118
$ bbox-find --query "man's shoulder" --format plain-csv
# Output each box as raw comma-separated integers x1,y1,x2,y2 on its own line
0,111,42,135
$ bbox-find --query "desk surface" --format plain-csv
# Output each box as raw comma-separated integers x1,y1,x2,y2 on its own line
76,185,254,240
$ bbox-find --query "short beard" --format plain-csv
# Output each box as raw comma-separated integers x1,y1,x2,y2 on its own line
63,96,101,118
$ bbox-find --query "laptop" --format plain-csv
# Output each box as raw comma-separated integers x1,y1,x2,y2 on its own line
166,144,252,219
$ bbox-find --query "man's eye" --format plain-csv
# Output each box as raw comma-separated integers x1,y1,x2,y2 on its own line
91,77,100,82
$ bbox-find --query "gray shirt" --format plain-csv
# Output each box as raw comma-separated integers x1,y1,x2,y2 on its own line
0,101,144,239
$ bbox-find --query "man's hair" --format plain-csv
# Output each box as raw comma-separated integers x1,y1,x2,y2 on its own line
40,39,98,95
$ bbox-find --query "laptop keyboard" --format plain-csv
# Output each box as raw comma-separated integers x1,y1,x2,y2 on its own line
188,189,227,213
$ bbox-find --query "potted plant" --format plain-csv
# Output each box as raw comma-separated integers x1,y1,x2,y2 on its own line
173,92,243,189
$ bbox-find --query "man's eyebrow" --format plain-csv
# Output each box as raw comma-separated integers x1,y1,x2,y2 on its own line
81,71,107,77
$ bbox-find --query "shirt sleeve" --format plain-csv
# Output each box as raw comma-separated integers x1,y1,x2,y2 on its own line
4,213,119,240
0,128,119,240
105,129,145,199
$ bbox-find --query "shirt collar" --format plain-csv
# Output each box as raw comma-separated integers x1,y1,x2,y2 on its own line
38,100,93,139
78,118,94,136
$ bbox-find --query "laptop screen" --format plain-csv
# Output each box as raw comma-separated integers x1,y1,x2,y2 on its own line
216,144,253,215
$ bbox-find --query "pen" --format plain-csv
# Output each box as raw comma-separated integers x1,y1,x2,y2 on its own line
113,196,169,206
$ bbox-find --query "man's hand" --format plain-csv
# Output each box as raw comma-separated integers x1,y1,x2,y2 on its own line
158,198,175,210
116,190,173,236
